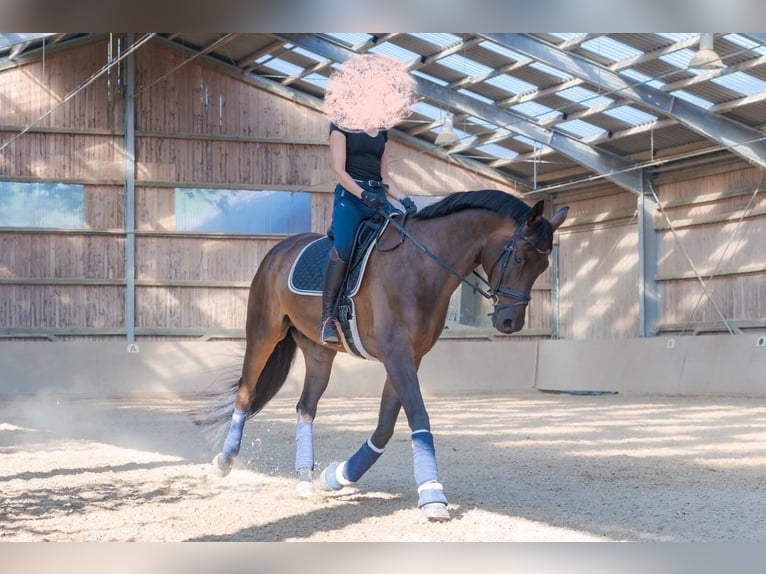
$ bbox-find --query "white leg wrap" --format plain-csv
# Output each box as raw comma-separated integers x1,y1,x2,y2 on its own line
417,480,444,495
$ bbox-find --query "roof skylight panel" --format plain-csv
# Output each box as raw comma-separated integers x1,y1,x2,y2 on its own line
437,53,494,78
556,118,607,138
325,33,373,47
602,105,657,126
655,33,697,42
260,58,304,78
555,85,613,108
724,33,766,57
510,101,561,122
529,61,572,81
368,42,420,63
476,143,519,160
580,36,643,63
410,33,462,49
478,40,527,63
485,74,537,95
711,71,766,96
549,33,585,41
291,46,324,62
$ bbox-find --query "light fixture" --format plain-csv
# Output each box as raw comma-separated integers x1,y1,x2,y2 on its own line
434,113,459,146
689,33,723,70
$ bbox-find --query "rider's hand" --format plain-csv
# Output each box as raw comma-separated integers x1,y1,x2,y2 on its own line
400,196,417,215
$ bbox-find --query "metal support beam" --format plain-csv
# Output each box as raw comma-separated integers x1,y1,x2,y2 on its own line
549,194,562,339
278,33,645,195
484,33,766,171
124,33,137,342
0,33,57,51
638,176,660,337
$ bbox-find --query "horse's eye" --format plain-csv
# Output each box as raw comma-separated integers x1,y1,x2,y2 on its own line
513,253,523,265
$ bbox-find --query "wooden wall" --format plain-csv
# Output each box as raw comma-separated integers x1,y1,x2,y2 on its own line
653,163,766,335
555,184,640,339
553,163,766,340
0,37,517,341
0,37,125,340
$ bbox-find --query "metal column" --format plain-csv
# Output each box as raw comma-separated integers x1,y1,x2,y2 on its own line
124,33,136,341
550,193,562,339
638,175,660,337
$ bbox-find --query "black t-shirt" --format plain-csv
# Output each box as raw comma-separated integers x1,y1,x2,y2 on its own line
329,123,388,181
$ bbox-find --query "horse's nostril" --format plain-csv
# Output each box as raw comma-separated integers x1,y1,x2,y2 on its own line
501,318,514,333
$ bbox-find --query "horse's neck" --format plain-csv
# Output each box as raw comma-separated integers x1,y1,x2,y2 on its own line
417,209,510,276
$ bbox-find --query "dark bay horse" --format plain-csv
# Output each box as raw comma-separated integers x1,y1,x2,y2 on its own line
201,189,568,521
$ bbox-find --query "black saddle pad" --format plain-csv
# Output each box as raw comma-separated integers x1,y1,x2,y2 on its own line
289,237,332,294
288,217,384,296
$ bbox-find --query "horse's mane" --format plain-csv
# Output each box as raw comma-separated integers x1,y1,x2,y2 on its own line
413,189,531,225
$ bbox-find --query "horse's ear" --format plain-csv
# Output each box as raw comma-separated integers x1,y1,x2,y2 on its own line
549,206,569,231
527,200,545,227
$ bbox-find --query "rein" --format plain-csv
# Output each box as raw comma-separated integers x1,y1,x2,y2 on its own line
377,212,547,312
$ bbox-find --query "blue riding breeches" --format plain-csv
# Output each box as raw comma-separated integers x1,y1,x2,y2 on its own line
330,183,382,262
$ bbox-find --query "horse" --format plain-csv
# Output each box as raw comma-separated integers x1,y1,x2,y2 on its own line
199,189,568,521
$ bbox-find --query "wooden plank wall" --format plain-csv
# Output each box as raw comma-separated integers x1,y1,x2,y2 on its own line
0,37,126,340
0,36,519,341
654,163,766,335
555,184,640,339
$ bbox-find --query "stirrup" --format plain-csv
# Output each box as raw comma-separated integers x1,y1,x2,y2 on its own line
320,317,339,344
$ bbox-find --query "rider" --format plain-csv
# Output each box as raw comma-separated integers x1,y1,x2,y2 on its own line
320,122,418,344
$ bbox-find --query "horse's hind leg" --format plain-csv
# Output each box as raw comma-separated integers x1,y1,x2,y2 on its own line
320,377,401,490
293,332,336,497
212,315,291,477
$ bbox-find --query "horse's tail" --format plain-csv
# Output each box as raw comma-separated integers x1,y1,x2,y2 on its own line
192,329,298,439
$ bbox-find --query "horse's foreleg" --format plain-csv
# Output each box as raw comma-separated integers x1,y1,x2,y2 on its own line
293,333,336,497
383,354,450,521
320,377,401,490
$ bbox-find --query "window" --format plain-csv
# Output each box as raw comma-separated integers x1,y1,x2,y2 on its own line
0,181,84,228
175,188,311,234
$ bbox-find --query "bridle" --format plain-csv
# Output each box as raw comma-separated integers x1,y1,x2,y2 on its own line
376,212,551,317
483,223,551,316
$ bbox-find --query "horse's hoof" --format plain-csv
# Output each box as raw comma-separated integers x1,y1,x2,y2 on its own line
319,464,343,491
210,453,233,478
421,502,450,522
295,468,314,498
296,480,314,498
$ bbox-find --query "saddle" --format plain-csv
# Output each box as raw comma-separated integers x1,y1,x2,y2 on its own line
288,215,391,360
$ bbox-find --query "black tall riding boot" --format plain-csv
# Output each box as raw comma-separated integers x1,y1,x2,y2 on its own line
320,251,348,344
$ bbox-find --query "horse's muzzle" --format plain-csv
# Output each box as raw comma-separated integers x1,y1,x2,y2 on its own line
490,303,527,334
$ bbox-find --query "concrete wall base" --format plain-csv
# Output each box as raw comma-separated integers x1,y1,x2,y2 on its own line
1,334,764,399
